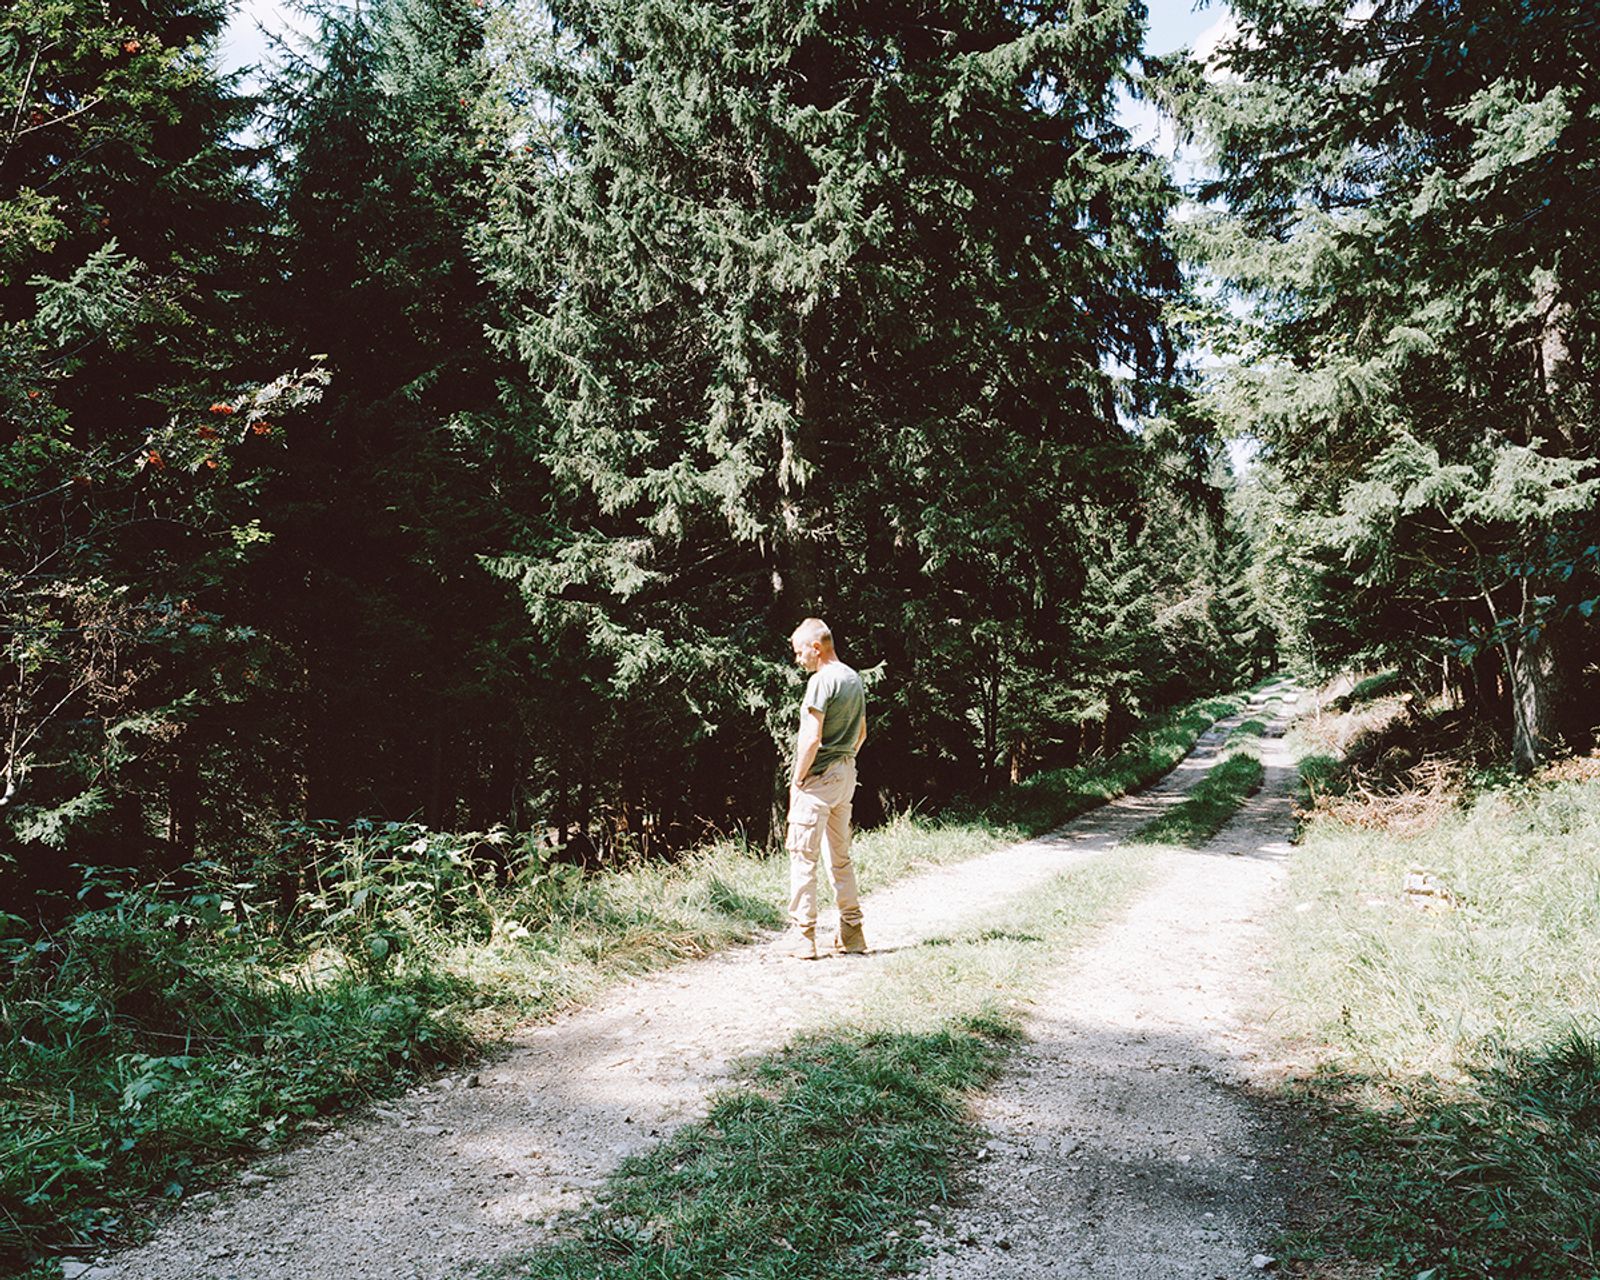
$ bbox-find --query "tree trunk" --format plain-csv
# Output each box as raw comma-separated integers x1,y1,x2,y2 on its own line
980,664,999,787
1510,623,1565,773
426,712,446,829
167,739,199,860
774,303,823,621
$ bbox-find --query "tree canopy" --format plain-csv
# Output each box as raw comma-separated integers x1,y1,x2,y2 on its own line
2,0,1594,914
1174,0,1600,768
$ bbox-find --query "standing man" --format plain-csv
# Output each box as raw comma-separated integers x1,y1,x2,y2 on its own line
782,617,868,960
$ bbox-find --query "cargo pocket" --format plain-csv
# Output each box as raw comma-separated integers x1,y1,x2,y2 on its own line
785,817,822,856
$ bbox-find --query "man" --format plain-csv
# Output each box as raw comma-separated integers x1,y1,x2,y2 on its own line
781,617,868,960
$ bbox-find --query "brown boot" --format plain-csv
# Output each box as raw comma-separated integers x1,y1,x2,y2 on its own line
833,919,868,955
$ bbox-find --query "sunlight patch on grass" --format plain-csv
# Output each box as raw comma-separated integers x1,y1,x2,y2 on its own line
1273,764,1600,1277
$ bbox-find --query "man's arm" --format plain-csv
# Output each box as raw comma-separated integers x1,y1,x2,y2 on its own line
793,707,823,786
855,715,867,753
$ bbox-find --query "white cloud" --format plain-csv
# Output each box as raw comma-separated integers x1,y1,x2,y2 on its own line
1195,12,1246,85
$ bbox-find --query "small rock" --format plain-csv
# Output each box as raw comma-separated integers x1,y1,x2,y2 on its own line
239,1172,270,1187
464,1074,481,1088
60,1262,92,1280
1252,1255,1278,1271
415,1125,446,1136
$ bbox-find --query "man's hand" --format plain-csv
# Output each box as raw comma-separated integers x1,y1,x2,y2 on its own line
792,706,823,787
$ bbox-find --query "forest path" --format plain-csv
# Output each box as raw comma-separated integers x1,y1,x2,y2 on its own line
916,703,1303,1279
96,698,1282,1280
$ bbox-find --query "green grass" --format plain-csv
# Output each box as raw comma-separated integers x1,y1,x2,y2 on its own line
0,948,475,1271
1334,668,1405,711
490,846,1158,1280
1272,763,1600,1277
1131,717,1267,847
974,693,1244,834
1293,752,1343,811
0,690,1241,1272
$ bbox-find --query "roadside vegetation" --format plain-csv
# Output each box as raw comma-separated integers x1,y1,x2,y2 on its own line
0,692,1241,1271
1130,704,1277,847
1274,696,1600,1277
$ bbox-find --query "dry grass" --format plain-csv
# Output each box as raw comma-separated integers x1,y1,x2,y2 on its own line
1292,696,1507,836
1537,752,1600,785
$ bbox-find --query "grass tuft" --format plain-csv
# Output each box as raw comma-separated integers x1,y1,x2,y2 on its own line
506,1023,1009,1280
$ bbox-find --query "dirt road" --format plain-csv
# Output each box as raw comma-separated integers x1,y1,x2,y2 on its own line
93,696,1297,1280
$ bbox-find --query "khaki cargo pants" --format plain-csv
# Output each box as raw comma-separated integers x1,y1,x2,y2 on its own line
786,758,862,933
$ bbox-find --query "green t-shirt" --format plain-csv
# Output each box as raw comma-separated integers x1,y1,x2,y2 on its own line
802,661,865,776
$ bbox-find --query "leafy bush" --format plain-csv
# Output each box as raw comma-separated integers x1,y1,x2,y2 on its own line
0,862,472,1268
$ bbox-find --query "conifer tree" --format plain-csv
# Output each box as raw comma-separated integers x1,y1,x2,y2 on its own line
263,0,531,827
1177,0,1600,767
483,0,1187,839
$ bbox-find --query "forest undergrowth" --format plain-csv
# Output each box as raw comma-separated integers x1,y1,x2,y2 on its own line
1273,683,1600,1278
0,692,1242,1271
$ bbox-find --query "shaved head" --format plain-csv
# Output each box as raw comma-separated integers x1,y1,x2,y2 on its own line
790,617,833,650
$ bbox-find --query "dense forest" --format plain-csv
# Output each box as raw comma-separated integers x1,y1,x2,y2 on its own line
2,0,1597,973
2,0,1598,1268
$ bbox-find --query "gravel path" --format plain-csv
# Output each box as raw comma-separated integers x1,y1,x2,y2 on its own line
88,705,1269,1280
917,700,1302,1280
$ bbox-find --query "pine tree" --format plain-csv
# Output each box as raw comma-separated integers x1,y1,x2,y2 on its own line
262,0,531,828
1176,0,1600,767
482,0,1187,840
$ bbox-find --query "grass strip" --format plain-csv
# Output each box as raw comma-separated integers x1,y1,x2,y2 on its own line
1271,756,1600,1278
1131,721,1267,848
493,845,1158,1280
0,691,1240,1271
968,694,1243,835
